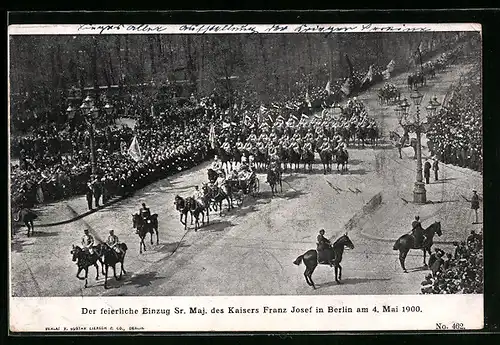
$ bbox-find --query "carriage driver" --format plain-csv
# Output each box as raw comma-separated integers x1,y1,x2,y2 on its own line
81,229,95,254
317,229,333,266
106,230,123,258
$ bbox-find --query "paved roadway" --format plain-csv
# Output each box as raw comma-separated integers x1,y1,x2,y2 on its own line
10,62,476,297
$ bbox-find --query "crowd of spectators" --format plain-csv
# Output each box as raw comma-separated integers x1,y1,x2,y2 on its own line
420,230,483,294
426,65,482,172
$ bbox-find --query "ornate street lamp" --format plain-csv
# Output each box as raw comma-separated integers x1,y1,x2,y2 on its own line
401,89,426,204
68,95,98,175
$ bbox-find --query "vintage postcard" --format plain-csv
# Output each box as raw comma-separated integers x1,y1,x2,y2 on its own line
8,21,483,332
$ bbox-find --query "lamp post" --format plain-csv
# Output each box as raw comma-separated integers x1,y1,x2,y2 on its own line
67,95,99,175
398,90,427,203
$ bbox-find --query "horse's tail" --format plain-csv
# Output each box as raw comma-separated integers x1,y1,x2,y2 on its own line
293,254,304,266
393,238,401,250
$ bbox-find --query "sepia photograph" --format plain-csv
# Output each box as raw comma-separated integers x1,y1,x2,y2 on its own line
8,22,484,332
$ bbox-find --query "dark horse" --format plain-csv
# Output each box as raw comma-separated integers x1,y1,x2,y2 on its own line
132,213,159,254
266,167,282,195
301,147,315,172
95,242,128,289
202,183,233,216
335,149,349,172
207,168,219,184
293,233,355,289
186,196,209,231
174,195,195,230
71,245,103,288
14,208,38,237
319,149,333,174
393,221,442,273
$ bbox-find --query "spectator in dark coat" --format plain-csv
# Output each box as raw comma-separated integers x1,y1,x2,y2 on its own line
424,160,431,184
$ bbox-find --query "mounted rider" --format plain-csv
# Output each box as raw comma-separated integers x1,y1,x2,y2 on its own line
106,230,123,258
411,215,427,248
139,203,151,223
81,229,95,254
316,229,333,266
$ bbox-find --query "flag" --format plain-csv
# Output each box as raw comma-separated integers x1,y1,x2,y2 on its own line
341,78,351,96
386,59,395,73
128,136,142,162
325,80,331,95
361,65,374,86
209,123,216,149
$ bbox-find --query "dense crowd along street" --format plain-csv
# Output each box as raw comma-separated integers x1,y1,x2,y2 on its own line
10,31,482,296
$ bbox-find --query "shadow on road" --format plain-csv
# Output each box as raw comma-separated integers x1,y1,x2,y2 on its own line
197,220,234,233
347,159,363,166
156,241,190,253
343,168,368,175
318,276,392,288
11,237,34,253
30,230,59,238
282,174,306,183
105,271,164,290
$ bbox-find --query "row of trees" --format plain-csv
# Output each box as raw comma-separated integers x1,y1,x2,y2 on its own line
10,32,477,103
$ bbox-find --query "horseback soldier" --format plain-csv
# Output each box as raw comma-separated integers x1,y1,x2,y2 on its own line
317,229,333,266
319,139,332,153
81,229,95,254
303,139,314,154
139,203,151,223
411,215,427,248
106,230,122,258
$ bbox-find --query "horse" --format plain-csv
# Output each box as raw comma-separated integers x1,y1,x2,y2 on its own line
14,208,38,237
202,183,233,216
95,242,128,289
301,147,315,173
393,221,442,273
319,149,333,174
288,147,301,172
186,196,209,231
266,167,282,195
293,233,355,289
71,245,103,288
224,179,245,207
174,195,193,230
207,168,219,183
389,131,409,159
278,146,289,172
335,149,349,172
367,126,380,147
132,213,159,254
